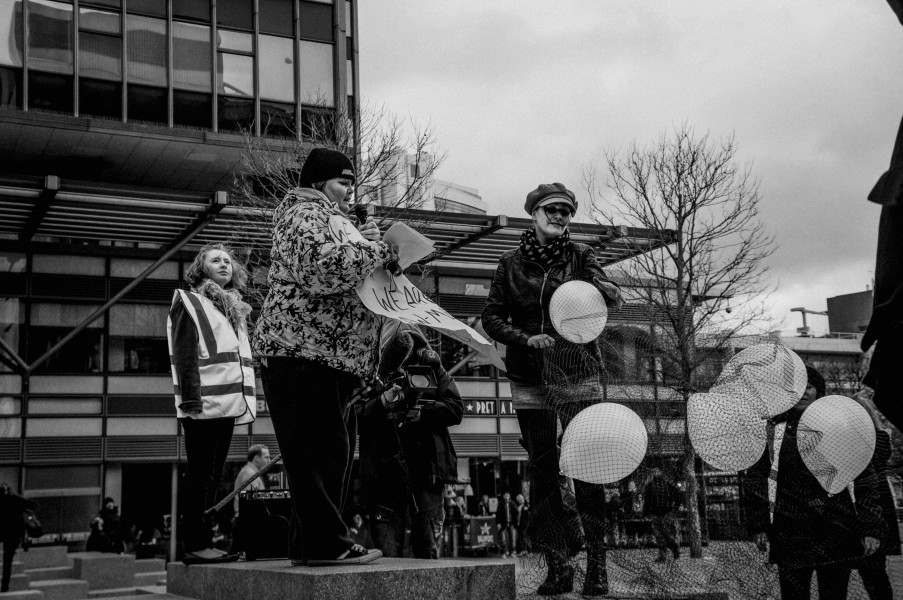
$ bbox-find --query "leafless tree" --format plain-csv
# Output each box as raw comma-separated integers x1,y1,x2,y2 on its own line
583,124,776,558
226,100,447,303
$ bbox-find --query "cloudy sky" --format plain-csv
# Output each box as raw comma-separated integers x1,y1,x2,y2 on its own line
357,1,903,335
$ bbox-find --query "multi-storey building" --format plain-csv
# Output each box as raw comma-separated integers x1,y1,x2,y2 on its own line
0,0,679,547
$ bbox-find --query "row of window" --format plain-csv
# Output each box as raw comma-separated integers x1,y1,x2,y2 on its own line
0,0,353,135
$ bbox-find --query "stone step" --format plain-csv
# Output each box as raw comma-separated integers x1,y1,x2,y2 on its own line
26,566,76,581
166,557,514,600
0,590,44,599
11,559,25,575
94,595,184,600
69,553,136,590
135,586,168,595
8,573,31,591
29,579,89,600
87,587,136,599
16,547,71,569
134,559,166,574
134,572,166,587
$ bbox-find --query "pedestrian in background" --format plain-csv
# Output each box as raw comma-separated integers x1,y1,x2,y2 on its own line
496,492,518,558
253,148,394,566
481,182,622,597
0,483,35,593
167,243,256,564
230,444,269,555
642,469,682,562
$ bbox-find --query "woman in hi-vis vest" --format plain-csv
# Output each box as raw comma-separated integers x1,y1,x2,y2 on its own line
167,243,256,564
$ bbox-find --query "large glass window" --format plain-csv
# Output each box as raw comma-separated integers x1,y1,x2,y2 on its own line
299,1,332,42
172,0,208,22
33,254,104,275
299,40,333,106
217,52,252,97
0,299,24,374
0,0,24,68
259,35,293,103
27,70,72,112
126,0,165,18
216,0,252,31
27,303,104,374
108,304,169,373
259,0,292,37
126,14,166,86
27,0,73,74
173,21,211,92
173,89,211,128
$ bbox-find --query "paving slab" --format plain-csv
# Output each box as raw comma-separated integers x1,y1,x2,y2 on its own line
69,553,135,590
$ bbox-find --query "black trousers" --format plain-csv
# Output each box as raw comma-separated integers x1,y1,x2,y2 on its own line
858,551,894,600
778,563,851,600
368,482,444,559
261,357,359,561
1,536,18,592
517,404,608,559
180,417,234,553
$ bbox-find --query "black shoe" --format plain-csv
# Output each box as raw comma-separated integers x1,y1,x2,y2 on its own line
583,544,608,596
537,556,574,596
183,548,239,565
307,545,382,566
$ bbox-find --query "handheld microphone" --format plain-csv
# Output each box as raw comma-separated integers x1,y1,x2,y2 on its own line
351,203,370,228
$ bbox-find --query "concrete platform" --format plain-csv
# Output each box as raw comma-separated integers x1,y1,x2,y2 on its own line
8,573,31,591
134,559,166,574
27,566,76,581
69,553,135,590
0,590,44,599
167,557,514,600
134,571,167,586
17,547,71,570
87,588,137,599
30,579,89,600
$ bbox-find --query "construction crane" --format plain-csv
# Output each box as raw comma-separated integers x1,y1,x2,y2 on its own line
790,307,828,337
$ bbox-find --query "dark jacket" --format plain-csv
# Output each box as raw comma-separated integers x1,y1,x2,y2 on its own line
643,475,682,517
358,364,463,495
496,498,518,528
0,491,35,540
872,429,901,555
481,240,616,385
742,409,886,568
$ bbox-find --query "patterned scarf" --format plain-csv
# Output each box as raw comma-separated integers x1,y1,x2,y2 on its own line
195,280,252,336
519,227,570,270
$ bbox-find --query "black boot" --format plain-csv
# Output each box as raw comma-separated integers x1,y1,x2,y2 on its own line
537,553,575,596
583,543,609,596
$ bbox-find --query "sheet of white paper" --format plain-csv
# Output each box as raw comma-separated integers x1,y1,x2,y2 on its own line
356,268,506,371
382,222,435,269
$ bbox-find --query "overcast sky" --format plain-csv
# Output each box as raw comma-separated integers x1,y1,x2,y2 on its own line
357,1,903,335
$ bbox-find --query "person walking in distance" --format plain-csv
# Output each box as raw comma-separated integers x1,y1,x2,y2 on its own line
0,483,35,593
231,444,269,554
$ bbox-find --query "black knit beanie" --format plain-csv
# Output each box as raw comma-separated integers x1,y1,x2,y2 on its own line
805,365,826,399
298,148,355,186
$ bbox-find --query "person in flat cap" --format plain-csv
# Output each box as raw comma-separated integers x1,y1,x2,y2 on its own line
253,147,395,566
742,364,886,600
481,182,622,596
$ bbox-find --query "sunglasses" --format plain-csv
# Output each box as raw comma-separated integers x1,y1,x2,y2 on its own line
542,205,574,218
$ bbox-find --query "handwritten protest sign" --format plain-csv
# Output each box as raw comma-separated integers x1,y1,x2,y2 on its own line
357,268,506,371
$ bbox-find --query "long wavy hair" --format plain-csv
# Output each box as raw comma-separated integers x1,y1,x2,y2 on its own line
184,243,249,291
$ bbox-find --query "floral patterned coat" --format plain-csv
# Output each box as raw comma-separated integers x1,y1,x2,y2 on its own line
252,187,391,380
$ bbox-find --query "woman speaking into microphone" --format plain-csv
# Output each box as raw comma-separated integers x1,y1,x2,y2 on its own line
253,148,395,566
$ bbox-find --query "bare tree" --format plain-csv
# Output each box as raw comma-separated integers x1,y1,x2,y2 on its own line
226,100,447,302
583,124,776,558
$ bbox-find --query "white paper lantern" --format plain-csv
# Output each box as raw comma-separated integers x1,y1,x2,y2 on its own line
687,392,767,472
560,403,647,484
549,280,608,344
797,395,876,495
711,344,807,418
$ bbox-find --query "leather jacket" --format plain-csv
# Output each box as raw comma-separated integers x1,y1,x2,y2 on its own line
481,240,617,385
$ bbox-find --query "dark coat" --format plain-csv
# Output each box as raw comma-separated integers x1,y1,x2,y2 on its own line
358,365,463,498
742,410,886,568
872,429,901,555
481,240,617,385
643,475,682,517
0,491,35,541
496,498,518,528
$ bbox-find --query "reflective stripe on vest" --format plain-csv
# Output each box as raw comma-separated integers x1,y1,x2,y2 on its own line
167,289,255,423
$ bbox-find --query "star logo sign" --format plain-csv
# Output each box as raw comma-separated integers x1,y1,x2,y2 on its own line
480,523,491,536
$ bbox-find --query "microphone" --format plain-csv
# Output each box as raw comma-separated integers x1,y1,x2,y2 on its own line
351,203,370,228
379,331,415,380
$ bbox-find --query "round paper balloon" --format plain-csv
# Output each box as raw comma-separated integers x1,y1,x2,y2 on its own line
711,343,807,418
687,392,766,472
560,403,647,484
797,395,876,495
549,281,608,344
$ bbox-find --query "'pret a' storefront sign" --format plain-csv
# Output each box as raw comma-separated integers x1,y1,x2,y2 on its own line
463,400,515,416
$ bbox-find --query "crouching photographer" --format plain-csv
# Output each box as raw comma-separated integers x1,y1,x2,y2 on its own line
357,324,463,559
